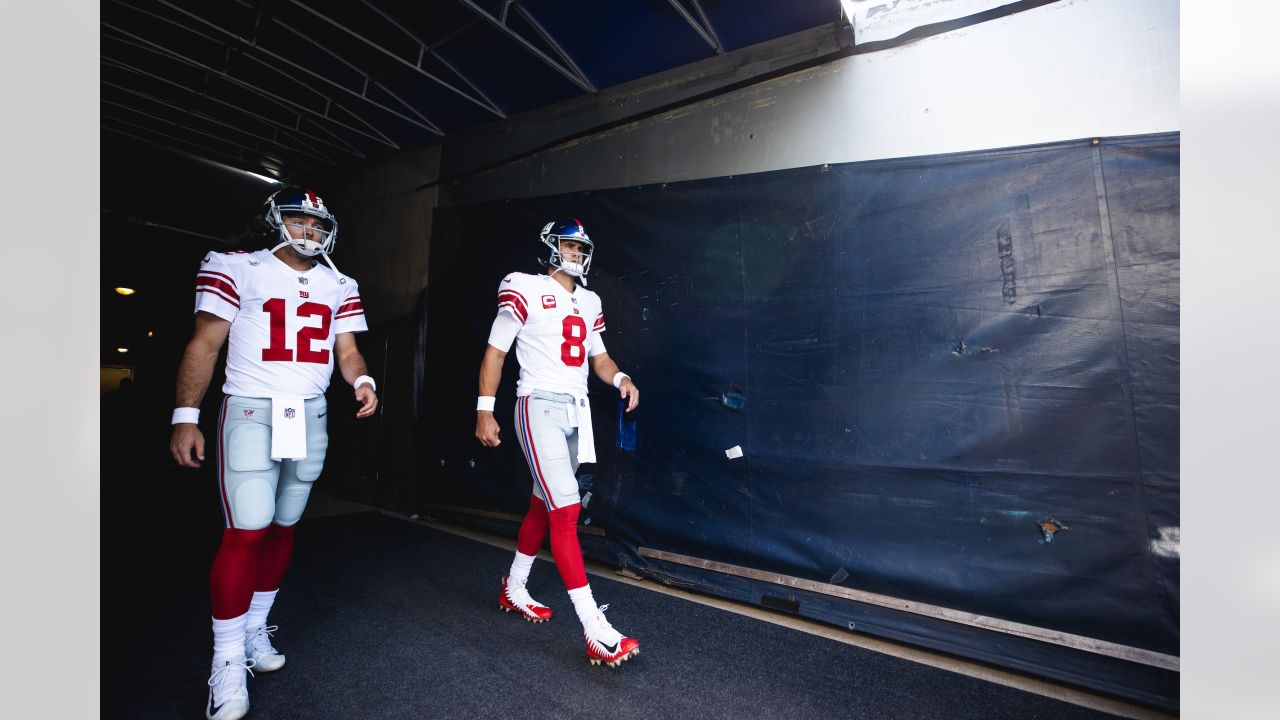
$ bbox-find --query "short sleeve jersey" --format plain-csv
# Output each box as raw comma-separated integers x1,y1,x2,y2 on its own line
496,272,606,397
194,249,368,399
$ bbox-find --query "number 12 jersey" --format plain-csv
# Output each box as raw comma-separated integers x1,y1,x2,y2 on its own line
194,249,368,399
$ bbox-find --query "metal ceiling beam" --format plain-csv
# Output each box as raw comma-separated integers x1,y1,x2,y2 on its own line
689,0,725,53
268,19,442,135
231,1,444,134
102,80,339,165
287,0,504,121
101,27,374,154
102,209,231,244
101,26,398,149
99,7,365,157
102,120,306,177
359,0,505,118
510,4,593,89
455,0,595,93
667,0,724,53
137,0,429,139
102,99,309,170
101,55,361,160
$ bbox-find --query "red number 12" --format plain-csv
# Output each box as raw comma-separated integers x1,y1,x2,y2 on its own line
262,298,332,364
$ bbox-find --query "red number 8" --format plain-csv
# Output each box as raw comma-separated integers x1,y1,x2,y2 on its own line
561,315,587,366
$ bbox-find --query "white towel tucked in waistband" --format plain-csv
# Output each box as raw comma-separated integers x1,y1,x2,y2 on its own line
270,397,307,460
566,392,596,465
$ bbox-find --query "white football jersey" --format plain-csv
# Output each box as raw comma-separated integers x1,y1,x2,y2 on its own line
194,249,368,399
497,272,606,397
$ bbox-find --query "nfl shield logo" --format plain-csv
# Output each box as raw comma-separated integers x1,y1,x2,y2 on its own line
284,408,296,419
243,409,254,418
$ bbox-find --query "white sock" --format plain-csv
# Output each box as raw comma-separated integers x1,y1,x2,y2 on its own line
245,589,278,632
508,552,536,587
212,614,248,665
567,585,599,626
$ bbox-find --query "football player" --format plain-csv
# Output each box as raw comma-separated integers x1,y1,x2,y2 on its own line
475,218,641,668
170,187,378,720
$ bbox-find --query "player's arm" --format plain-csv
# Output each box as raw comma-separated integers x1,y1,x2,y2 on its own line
335,332,378,419
589,352,639,413
169,311,231,468
475,344,507,447
476,303,522,447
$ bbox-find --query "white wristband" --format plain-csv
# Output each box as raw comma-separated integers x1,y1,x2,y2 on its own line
612,372,630,389
477,396,496,412
172,407,200,425
355,375,376,392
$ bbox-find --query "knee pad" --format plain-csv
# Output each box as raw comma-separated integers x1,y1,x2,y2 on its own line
226,475,276,530
221,419,278,529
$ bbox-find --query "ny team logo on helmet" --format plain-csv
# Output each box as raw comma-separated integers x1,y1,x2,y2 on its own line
540,218,594,283
264,187,338,257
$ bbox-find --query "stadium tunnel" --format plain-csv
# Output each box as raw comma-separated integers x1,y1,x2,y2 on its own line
101,1,1180,717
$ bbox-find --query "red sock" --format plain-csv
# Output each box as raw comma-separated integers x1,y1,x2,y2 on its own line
209,527,269,619
517,495,549,556
255,523,296,592
547,504,587,590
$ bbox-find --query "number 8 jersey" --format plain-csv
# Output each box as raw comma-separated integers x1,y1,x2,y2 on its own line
194,249,368,399
497,272,606,398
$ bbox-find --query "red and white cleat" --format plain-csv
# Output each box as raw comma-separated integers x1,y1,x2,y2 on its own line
498,576,553,623
583,605,640,668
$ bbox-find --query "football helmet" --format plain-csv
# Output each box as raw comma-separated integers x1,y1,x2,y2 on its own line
264,187,337,257
540,218,593,283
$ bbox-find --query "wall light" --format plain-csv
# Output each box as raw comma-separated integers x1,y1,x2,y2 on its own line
116,347,129,353
115,287,136,296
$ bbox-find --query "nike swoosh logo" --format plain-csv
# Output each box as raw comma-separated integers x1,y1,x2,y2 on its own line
318,411,327,418
599,640,618,654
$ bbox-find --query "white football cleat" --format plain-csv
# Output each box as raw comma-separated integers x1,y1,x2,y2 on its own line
499,576,553,623
246,624,286,672
206,657,254,720
583,605,639,668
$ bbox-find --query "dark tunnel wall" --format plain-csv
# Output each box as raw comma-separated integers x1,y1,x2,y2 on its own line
415,133,1179,708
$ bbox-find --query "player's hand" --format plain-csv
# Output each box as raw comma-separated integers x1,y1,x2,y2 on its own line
355,384,378,418
170,424,206,468
619,377,640,412
476,412,502,447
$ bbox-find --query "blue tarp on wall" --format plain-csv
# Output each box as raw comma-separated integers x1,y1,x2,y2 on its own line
419,133,1179,709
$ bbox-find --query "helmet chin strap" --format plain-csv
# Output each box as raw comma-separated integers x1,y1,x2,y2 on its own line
269,239,348,283
549,262,587,287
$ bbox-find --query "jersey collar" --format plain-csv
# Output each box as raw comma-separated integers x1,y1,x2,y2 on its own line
265,248,320,282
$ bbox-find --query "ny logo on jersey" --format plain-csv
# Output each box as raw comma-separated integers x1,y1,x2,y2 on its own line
542,294,557,309
284,408,296,419
299,291,309,298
